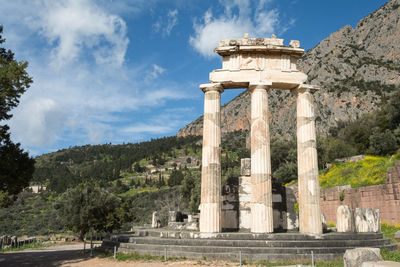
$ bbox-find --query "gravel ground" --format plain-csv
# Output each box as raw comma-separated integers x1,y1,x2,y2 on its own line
0,243,255,267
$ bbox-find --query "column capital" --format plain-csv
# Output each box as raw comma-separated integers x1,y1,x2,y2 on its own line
248,81,272,92
200,83,224,93
292,84,319,95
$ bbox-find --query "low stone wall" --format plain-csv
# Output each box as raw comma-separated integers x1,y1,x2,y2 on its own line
221,173,298,231
302,161,400,224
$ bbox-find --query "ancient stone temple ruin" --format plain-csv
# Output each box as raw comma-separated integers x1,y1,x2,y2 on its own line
102,35,396,261
199,34,322,235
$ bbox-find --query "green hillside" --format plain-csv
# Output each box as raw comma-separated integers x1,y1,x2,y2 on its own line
319,153,400,188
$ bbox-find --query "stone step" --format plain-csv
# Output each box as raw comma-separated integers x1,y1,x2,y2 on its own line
129,236,391,248
119,247,341,262
117,244,397,262
119,242,395,255
102,230,397,262
135,229,384,240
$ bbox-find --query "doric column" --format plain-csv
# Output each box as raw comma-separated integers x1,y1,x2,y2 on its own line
249,82,273,233
294,84,322,235
199,83,224,233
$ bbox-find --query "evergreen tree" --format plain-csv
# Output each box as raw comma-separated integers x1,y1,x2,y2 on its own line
55,182,121,240
0,26,35,206
168,169,184,187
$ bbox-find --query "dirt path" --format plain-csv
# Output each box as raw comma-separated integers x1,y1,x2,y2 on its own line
0,243,255,267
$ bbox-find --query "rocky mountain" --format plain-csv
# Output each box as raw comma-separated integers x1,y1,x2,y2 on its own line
178,0,400,138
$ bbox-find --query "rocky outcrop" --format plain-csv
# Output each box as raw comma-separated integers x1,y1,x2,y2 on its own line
178,0,400,138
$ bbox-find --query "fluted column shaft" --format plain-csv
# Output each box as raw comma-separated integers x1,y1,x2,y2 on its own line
295,85,322,235
249,82,273,233
199,83,223,233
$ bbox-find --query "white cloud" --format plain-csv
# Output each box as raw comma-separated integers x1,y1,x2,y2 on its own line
146,64,166,81
165,9,179,36
29,0,129,68
121,108,191,136
9,98,68,146
0,0,195,154
122,123,174,134
189,0,284,58
9,60,191,149
153,9,179,37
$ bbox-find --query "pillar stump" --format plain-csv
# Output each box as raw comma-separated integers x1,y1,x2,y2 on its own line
249,82,273,233
295,85,322,235
199,83,223,233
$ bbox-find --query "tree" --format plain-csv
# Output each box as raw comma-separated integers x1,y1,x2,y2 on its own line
55,182,121,240
319,136,357,164
384,87,400,129
0,26,34,206
270,137,297,184
133,162,143,173
369,128,397,156
168,169,184,187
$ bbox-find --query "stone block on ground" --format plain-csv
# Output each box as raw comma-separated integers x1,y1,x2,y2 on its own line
344,247,382,267
322,213,327,231
394,230,400,239
355,208,380,233
169,211,185,222
362,261,400,267
168,222,185,230
337,205,355,232
151,211,161,228
240,158,251,176
10,236,17,247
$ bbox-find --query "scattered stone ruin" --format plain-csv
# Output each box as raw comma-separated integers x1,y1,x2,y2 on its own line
0,235,36,248
199,34,322,234
221,158,298,231
319,161,400,225
336,205,381,233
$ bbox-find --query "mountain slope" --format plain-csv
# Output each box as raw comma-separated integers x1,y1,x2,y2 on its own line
178,0,400,138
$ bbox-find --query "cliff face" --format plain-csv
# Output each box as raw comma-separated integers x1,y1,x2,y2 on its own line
178,0,400,137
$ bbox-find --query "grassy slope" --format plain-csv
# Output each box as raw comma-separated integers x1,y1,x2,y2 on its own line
319,153,400,188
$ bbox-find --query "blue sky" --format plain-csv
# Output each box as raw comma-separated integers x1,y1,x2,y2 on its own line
0,0,388,156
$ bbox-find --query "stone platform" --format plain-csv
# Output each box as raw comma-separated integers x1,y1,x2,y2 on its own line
102,228,397,262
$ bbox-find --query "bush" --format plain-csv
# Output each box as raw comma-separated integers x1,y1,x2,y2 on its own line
55,182,121,240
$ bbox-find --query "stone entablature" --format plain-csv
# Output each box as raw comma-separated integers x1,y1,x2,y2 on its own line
210,35,307,89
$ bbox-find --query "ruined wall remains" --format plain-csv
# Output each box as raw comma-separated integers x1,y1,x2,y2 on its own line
222,158,298,231
293,161,400,225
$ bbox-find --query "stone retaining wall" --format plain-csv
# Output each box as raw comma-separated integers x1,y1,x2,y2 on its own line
305,161,400,224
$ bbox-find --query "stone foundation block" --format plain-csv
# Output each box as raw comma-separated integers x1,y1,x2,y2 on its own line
322,213,327,232
362,261,400,267
394,230,400,239
355,208,380,233
151,211,161,228
240,158,251,176
344,247,382,267
337,205,355,232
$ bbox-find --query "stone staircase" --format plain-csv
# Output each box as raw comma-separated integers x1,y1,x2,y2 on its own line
102,229,397,262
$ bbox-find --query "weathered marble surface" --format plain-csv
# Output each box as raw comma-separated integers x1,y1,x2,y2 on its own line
199,83,223,233
337,205,355,233
152,211,160,228
344,248,382,267
355,208,380,233
199,35,321,234
295,85,322,235
249,83,273,233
